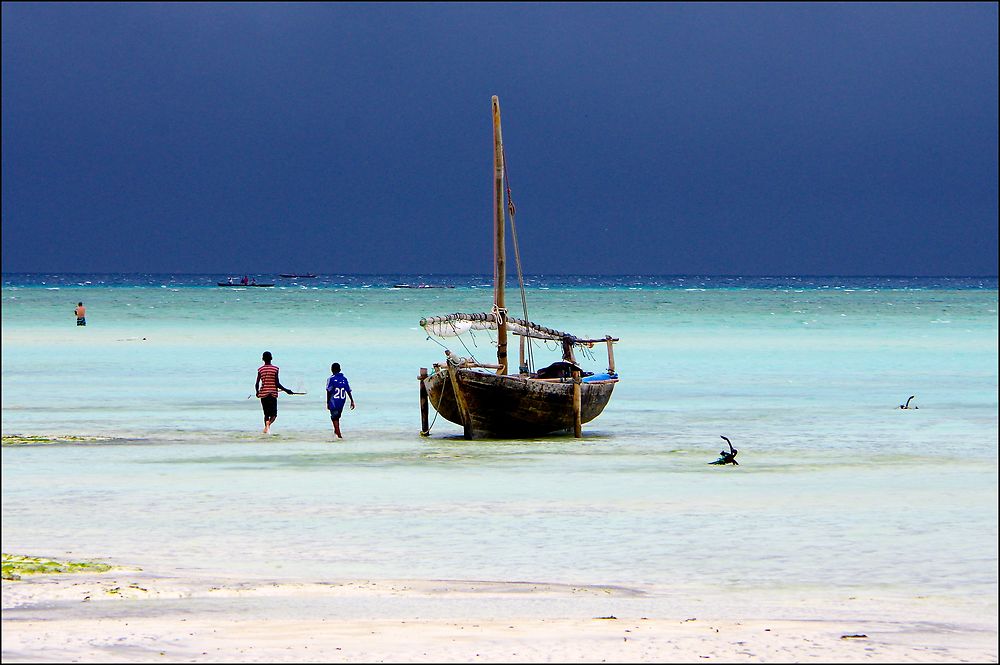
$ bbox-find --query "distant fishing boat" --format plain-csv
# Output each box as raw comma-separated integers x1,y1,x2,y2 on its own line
279,273,317,278
393,283,455,289
216,282,274,287
417,96,620,439
217,277,274,287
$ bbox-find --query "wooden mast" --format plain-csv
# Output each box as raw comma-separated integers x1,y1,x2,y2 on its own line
492,95,508,375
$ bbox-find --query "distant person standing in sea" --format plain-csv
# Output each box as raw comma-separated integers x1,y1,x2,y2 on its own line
255,351,294,434
74,302,86,326
326,363,355,439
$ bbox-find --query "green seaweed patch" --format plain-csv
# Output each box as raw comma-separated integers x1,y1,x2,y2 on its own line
2,434,114,446
2,554,113,580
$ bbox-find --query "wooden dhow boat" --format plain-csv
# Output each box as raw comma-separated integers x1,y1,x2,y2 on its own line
417,96,619,439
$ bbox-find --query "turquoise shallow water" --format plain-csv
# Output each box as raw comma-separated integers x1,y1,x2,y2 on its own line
2,275,997,620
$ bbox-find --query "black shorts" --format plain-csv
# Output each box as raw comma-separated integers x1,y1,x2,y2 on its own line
260,395,278,419
329,406,344,421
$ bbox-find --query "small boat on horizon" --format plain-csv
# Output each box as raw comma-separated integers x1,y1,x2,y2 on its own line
217,282,275,287
279,273,318,278
393,283,455,289
217,277,274,287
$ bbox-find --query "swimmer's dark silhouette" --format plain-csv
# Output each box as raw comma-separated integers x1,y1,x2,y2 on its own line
899,395,918,409
709,435,739,465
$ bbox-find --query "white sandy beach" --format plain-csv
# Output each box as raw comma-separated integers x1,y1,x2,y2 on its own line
3,567,996,663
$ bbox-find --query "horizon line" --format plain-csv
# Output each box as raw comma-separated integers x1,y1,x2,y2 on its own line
1,271,998,279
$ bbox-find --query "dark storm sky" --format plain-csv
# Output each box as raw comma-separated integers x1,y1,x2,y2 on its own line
2,2,997,275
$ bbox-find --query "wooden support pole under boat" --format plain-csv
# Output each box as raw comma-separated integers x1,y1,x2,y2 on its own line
572,368,583,438
492,95,508,376
605,335,616,373
519,334,526,374
418,367,429,436
445,352,473,439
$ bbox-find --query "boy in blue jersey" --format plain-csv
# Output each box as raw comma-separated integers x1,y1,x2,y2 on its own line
326,363,356,439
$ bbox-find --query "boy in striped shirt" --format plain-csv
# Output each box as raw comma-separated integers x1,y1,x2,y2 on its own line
255,351,294,434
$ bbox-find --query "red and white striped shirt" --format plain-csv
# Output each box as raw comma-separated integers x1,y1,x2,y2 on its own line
257,364,279,397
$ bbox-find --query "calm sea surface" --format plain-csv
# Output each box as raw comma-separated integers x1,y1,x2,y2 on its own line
2,274,997,621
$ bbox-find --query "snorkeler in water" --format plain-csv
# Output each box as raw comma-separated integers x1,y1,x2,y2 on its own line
899,395,918,409
709,435,739,465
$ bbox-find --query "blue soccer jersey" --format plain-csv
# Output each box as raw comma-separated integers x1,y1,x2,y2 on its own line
326,373,351,411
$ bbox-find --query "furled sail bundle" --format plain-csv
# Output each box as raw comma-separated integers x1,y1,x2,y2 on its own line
420,312,577,342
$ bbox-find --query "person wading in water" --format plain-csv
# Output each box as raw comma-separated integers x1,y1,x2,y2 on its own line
325,362,356,439
255,351,295,434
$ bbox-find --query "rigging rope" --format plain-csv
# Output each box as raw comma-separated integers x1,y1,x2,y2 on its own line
457,332,479,362
502,145,535,373
436,321,479,362
424,322,479,367
426,334,449,350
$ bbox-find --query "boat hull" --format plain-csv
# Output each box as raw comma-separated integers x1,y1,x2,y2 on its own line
423,368,616,438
